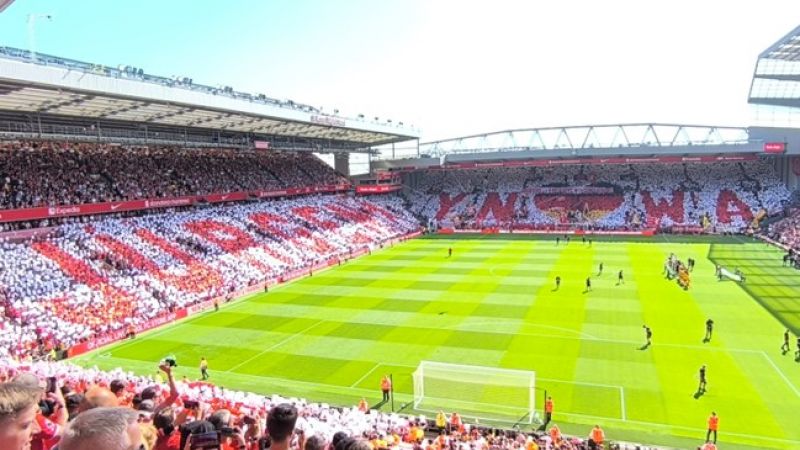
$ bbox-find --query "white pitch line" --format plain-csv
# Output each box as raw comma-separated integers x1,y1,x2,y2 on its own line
449,321,600,340
761,351,800,398
537,377,622,390
226,320,324,373
350,363,382,388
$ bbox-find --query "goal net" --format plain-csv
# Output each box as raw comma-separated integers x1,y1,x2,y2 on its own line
412,361,536,424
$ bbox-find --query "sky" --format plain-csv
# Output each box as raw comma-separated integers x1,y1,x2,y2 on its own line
1,0,800,144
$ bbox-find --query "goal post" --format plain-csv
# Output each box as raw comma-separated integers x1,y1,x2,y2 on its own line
412,361,537,424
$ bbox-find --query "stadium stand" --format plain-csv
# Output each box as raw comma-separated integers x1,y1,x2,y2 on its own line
0,140,791,450
407,160,790,233
764,206,800,250
0,358,611,450
0,195,419,360
0,141,348,209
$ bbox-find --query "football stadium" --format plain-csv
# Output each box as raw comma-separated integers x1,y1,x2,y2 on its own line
1,3,800,450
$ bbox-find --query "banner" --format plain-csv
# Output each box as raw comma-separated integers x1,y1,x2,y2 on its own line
763,142,786,154
0,184,352,224
0,226,57,242
355,185,402,194
525,186,614,195
446,228,656,236
670,225,705,234
68,310,185,357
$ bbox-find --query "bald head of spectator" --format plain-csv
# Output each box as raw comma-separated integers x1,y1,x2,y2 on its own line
0,382,42,450
58,407,142,450
78,386,118,413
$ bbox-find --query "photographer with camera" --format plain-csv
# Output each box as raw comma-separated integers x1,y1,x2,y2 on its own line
12,372,68,450
209,409,249,450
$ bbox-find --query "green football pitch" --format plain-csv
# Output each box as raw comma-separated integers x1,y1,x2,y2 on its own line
73,234,800,450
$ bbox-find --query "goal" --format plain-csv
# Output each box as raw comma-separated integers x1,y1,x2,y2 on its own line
412,361,537,423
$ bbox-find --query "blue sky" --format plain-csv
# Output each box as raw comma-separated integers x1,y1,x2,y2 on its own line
1,0,800,142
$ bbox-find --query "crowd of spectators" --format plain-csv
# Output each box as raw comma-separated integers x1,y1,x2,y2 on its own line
0,358,649,450
0,141,348,209
406,161,790,232
0,194,419,359
763,206,800,251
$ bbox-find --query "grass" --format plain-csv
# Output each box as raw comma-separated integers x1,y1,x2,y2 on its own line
73,234,800,450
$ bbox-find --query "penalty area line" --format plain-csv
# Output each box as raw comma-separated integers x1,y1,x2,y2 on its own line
761,351,800,398
226,320,325,373
350,363,383,388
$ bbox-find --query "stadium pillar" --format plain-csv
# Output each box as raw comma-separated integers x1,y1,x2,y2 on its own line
334,152,350,176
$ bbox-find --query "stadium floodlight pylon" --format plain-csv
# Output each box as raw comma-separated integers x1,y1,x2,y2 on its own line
412,361,537,424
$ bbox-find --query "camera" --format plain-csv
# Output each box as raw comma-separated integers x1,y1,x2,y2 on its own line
46,376,58,393
38,399,56,417
220,427,240,437
189,431,221,450
162,356,177,367
183,400,200,409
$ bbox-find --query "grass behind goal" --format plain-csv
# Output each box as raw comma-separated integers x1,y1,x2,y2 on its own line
73,235,800,450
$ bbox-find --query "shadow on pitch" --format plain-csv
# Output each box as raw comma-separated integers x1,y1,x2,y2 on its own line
693,389,706,400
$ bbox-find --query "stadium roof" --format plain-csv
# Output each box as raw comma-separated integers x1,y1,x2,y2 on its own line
748,25,800,108
0,47,419,150
389,123,753,159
